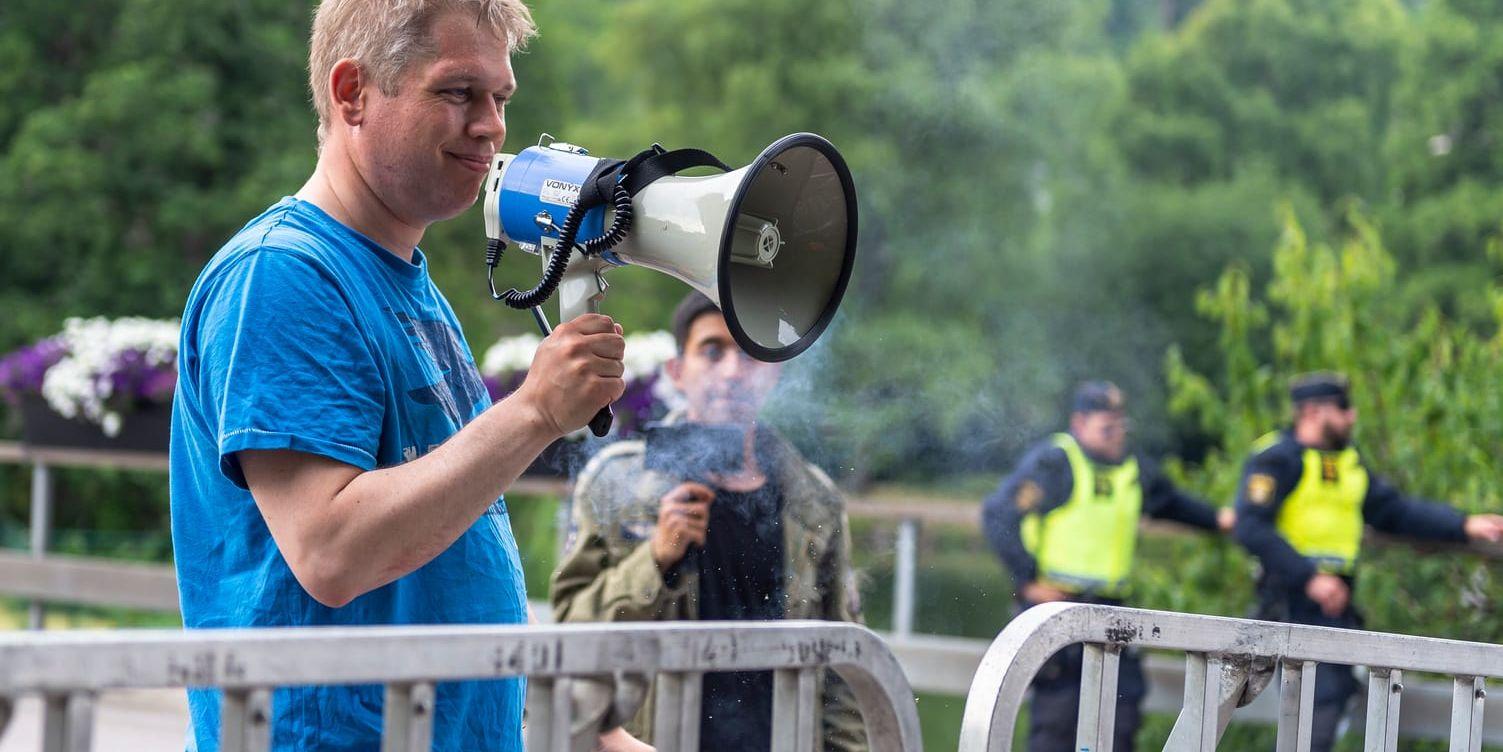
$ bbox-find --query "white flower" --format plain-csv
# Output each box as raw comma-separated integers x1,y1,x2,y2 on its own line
480,332,543,380
623,330,677,382
39,316,180,434
480,329,678,384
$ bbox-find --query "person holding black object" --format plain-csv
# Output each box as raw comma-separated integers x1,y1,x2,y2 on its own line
982,380,1235,752
1233,371,1503,752
551,291,868,752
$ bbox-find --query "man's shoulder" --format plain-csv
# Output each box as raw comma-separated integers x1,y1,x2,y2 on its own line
232,200,345,259
1245,431,1302,469
572,439,658,523
769,435,849,532
191,202,340,294
1016,438,1071,474
577,439,647,484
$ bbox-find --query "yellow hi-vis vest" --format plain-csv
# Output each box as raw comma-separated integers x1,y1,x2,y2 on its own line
1262,433,1369,574
1021,433,1143,596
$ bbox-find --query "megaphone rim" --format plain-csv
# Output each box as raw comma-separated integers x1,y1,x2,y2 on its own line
718,132,858,363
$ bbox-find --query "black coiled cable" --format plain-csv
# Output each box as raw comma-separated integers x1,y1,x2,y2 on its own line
486,183,633,310
581,183,634,255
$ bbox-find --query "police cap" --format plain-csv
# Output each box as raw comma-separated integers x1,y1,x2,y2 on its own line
1290,371,1350,406
1072,380,1125,415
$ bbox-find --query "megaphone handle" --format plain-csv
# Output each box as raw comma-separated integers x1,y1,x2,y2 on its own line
589,406,614,437
530,302,615,438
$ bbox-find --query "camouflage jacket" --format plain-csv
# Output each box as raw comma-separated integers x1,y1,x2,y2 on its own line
550,418,868,752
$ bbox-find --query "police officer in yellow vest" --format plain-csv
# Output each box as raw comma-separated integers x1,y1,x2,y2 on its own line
983,381,1234,752
1234,372,1503,752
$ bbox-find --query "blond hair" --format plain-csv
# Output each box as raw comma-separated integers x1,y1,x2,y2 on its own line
308,0,536,145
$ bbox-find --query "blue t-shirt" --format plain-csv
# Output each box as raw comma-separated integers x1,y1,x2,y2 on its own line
170,197,527,751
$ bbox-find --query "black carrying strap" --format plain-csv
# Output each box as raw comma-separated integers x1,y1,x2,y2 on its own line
575,145,733,212
621,147,732,195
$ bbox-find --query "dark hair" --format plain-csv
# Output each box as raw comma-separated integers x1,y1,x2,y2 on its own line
670,291,722,353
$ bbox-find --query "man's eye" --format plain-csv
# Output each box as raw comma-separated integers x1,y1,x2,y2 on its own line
701,344,725,362
442,88,470,102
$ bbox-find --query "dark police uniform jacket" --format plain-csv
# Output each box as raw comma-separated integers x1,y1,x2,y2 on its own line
1233,430,1467,622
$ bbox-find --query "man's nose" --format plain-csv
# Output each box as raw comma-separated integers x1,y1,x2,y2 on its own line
717,350,755,379
470,98,505,142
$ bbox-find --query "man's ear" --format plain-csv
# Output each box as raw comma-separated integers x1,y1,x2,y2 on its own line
664,356,683,389
329,58,369,129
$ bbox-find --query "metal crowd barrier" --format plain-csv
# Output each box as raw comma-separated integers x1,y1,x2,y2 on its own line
960,602,1502,751
0,620,922,752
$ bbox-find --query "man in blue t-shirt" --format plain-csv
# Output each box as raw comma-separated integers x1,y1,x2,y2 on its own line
170,1,644,749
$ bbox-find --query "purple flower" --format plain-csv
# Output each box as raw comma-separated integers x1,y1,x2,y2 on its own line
482,370,668,438
0,338,66,405
105,349,179,403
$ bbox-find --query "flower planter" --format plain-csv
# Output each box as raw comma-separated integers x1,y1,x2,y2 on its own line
18,394,172,454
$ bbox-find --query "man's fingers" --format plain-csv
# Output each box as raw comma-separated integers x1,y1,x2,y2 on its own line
679,483,715,502
562,314,619,335
591,359,625,379
667,483,716,505
582,331,627,360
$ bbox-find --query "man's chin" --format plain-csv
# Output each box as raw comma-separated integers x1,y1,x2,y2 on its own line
427,190,483,224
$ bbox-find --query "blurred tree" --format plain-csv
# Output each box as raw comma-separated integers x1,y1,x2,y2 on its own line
0,0,315,351
1161,209,1503,642
1379,0,1503,326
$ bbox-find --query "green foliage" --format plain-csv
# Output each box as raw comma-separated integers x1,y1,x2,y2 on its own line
7,0,1503,626
1165,209,1503,642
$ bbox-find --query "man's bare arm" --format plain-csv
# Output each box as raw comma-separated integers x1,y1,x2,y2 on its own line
241,315,625,607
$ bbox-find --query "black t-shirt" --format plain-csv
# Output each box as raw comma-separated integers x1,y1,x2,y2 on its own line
695,469,785,751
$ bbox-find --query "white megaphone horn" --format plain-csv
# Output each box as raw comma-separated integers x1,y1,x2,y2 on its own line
482,133,858,434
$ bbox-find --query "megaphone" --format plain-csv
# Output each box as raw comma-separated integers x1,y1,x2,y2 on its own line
483,133,857,364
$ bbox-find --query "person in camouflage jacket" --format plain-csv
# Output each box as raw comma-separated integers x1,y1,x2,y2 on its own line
550,292,868,752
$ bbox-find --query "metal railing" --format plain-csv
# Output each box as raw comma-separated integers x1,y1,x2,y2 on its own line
8,441,1503,638
0,620,922,752
960,602,1503,751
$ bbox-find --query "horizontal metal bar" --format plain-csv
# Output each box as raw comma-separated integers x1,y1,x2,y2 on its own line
0,551,180,612
0,621,878,689
0,621,921,752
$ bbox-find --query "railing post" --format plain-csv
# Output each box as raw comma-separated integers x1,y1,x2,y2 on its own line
1277,659,1316,752
41,692,94,752
893,517,918,638
1165,651,1223,752
654,671,704,751
221,687,273,752
1448,676,1484,752
1077,643,1122,752
381,682,435,752
525,676,572,752
1365,668,1403,752
29,460,53,630
773,667,818,752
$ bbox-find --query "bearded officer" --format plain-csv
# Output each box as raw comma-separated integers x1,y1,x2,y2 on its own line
1234,371,1503,752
